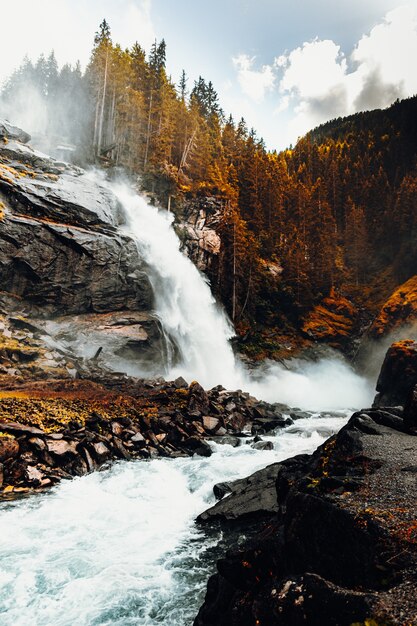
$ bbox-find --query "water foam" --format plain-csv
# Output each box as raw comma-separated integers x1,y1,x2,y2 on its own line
0,416,346,626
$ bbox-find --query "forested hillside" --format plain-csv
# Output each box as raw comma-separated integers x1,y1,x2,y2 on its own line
2,19,417,347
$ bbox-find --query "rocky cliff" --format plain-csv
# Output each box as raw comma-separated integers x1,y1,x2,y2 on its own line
0,121,168,374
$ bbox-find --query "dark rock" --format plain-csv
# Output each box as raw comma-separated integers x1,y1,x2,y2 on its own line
213,481,235,500
404,384,417,431
195,407,417,625
188,382,210,415
131,432,146,447
374,340,417,407
198,463,282,523
209,435,241,447
0,436,19,462
112,437,131,460
251,440,274,451
174,376,188,389
184,437,212,457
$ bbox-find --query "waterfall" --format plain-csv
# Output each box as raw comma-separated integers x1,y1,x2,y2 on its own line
104,180,372,410
112,181,242,390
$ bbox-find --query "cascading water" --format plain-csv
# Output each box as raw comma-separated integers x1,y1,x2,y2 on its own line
110,180,373,411
113,181,242,391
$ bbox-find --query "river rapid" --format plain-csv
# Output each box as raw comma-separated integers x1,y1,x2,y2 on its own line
0,415,347,626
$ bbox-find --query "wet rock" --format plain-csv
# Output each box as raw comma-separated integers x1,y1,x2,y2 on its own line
0,120,31,144
184,436,212,457
251,440,274,451
198,463,282,523
209,435,241,448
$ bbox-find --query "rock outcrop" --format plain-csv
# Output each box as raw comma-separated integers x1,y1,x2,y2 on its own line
176,197,222,274
370,275,417,339
373,339,417,408
0,128,152,318
195,343,417,626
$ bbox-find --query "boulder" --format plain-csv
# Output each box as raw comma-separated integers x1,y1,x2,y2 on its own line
188,382,210,416
184,436,212,457
91,441,111,463
374,340,417,407
0,436,19,462
46,439,78,462
203,416,220,433
197,463,282,522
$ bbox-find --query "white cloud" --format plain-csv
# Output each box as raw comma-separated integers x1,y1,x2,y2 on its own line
279,39,347,100
273,3,417,146
232,54,275,103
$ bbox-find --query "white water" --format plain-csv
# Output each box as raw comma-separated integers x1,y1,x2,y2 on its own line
0,415,346,626
110,181,372,411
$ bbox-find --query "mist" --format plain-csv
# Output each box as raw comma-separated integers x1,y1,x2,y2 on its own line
0,53,91,160
356,320,417,383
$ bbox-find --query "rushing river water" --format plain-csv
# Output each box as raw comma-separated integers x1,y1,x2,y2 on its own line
0,414,347,626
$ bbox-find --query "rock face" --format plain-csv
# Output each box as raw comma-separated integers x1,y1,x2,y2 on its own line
195,343,417,626
0,128,152,317
370,275,417,338
176,197,222,274
0,120,166,374
373,339,417,407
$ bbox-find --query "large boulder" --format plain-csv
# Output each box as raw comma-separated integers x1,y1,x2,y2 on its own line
197,463,282,523
373,339,417,407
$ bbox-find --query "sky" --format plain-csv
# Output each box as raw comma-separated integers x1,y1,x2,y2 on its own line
0,0,416,150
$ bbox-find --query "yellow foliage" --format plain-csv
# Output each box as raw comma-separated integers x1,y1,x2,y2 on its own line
371,275,417,337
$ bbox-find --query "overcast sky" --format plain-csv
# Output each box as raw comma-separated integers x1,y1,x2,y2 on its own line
1,0,416,149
